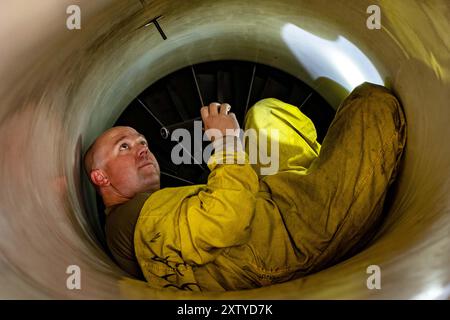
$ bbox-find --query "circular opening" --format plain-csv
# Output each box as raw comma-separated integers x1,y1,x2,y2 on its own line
95,59,337,281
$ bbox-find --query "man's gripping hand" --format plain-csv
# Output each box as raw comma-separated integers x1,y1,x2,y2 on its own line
200,102,240,142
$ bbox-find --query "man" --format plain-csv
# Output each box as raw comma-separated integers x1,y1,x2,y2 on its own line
84,83,406,291
84,125,162,279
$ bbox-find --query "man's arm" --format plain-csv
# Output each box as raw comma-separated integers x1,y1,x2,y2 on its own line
178,136,259,266
176,102,259,265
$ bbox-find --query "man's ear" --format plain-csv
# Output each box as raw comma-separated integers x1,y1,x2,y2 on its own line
90,169,109,188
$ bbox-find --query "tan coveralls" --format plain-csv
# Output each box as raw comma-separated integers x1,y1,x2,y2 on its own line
134,82,407,291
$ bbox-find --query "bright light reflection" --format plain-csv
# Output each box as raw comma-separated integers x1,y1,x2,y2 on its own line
412,284,450,300
281,23,383,91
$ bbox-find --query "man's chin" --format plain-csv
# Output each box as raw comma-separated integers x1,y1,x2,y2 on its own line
142,180,160,193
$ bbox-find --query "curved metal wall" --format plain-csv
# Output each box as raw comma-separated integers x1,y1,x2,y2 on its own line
0,0,449,299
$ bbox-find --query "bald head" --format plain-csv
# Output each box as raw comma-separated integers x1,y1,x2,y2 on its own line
84,126,160,207
84,126,139,174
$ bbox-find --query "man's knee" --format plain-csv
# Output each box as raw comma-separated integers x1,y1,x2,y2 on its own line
343,83,403,116
249,98,282,111
351,82,392,97
244,98,279,129
337,83,406,133
245,98,304,131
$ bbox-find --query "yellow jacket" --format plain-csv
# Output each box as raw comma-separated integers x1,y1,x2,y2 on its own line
134,98,321,291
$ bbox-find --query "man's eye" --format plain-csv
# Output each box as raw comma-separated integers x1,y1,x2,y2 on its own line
140,140,148,146
119,143,129,150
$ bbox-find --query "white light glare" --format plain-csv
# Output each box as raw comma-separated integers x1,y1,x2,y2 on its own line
412,284,450,300
281,23,383,91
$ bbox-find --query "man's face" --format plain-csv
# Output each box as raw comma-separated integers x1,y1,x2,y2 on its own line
95,127,160,197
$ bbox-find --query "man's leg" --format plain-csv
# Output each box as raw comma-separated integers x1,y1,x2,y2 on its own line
262,83,407,273
244,98,321,177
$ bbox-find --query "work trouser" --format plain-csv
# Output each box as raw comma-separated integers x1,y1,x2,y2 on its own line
244,82,407,274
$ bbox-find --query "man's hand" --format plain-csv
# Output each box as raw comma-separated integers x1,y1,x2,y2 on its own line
200,102,240,141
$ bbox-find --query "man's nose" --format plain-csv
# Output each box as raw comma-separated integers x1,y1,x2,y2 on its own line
138,145,149,158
